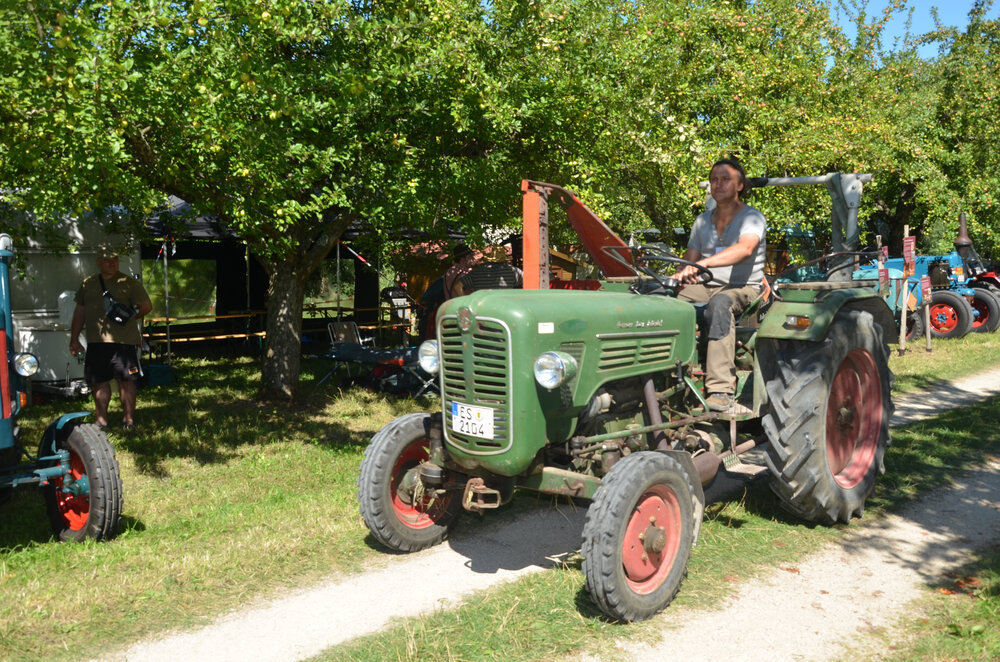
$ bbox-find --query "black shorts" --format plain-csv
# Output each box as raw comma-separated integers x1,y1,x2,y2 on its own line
84,343,143,385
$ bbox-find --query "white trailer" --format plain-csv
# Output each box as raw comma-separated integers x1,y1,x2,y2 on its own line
11,218,141,396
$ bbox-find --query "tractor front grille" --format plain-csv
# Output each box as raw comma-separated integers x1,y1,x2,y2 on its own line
440,316,512,453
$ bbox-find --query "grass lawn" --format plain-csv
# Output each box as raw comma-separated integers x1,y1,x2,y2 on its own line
877,546,1000,661
887,328,1000,393
1,330,999,661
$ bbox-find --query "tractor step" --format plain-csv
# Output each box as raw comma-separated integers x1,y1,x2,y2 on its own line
721,445,769,478
721,460,768,478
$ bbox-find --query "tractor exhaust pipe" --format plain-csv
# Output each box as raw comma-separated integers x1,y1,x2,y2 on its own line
954,212,972,251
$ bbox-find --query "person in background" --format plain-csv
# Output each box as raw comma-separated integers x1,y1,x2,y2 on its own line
674,158,767,414
443,243,479,299
69,245,153,432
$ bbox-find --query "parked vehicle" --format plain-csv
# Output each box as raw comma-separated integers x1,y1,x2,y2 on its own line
0,234,122,541
879,214,1000,338
358,175,896,622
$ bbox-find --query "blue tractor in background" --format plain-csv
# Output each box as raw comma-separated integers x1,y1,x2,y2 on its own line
880,214,1000,340
0,234,122,541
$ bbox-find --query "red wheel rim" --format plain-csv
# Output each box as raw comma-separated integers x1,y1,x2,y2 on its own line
928,303,959,333
53,450,89,531
621,484,681,594
970,299,989,329
390,439,452,529
826,348,882,489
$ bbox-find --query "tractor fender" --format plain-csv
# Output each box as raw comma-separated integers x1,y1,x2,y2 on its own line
39,412,91,456
758,289,896,343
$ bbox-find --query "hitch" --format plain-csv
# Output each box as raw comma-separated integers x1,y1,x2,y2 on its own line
462,477,502,512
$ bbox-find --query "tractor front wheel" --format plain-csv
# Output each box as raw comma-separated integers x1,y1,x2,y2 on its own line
40,423,123,541
927,290,974,338
759,309,893,524
581,452,697,622
904,307,925,342
358,413,460,552
970,288,1000,333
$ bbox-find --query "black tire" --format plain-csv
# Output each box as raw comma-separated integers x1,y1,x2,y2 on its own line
759,308,893,524
581,452,697,622
927,290,973,339
904,306,925,342
969,288,1000,333
357,413,460,552
40,423,123,541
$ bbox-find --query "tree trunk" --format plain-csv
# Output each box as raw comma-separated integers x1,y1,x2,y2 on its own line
254,213,356,400
260,267,307,401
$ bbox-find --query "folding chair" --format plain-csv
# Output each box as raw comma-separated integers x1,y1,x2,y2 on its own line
327,321,375,348
318,321,375,383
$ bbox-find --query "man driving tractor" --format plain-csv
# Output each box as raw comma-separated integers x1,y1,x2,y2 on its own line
675,158,767,414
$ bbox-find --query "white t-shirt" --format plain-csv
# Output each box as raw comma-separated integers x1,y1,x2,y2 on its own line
687,205,767,286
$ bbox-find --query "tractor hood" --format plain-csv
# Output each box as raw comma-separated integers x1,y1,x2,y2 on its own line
438,288,697,351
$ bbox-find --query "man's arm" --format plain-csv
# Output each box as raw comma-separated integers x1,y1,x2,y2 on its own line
69,305,86,354
677,234,760,283
135,300,153,318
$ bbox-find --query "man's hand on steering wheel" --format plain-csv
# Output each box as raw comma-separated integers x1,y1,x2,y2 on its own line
673,260,714,285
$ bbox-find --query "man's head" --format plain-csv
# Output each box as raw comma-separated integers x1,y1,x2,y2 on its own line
452,243,473,263
709,158,748,204
95,244,120,277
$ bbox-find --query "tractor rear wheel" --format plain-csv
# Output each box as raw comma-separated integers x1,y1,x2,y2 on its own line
358,413,460,552
927,290,973,338
970,288,1000,333
40,424,123,541
759,309,893,524
581,451,696,622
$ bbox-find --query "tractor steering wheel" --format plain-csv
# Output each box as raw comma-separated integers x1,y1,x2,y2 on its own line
637,253,715,295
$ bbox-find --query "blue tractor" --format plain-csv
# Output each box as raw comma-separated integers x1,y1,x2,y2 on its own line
0,234,122,541
880,215,1000,339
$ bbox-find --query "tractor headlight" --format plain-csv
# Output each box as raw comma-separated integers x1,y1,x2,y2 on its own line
533,351,578,390
417,340,440,374
0,234,12,252
13,352,38,377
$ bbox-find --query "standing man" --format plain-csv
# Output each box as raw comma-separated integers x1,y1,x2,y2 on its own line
675,159,767,413
69,245,153,431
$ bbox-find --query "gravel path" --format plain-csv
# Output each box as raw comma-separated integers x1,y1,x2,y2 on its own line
99,370,1000,662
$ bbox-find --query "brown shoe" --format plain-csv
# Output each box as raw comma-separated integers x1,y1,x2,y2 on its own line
705,393,735,411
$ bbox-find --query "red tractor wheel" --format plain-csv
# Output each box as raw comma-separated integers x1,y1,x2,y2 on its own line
927,290,973,339
40,423,122,542
760,308,893,524
582,452,697,622
358,414,460,552
970,288,1000,333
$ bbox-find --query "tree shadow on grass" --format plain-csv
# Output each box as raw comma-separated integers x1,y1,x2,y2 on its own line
0,490,146,550
19,356,433,477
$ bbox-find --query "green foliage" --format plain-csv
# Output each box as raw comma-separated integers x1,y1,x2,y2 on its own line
141,258,217,320
3,0,1000,395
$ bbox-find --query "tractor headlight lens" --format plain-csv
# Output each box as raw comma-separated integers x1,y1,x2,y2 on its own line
417,340,440,374
13,353,38,377
533,351,578,390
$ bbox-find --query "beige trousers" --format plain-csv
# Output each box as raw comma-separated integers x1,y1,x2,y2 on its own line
679,283,763,394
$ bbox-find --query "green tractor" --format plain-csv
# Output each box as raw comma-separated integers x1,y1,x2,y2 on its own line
358,175,895,622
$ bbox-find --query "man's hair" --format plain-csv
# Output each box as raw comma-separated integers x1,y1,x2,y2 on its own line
710,158,750,199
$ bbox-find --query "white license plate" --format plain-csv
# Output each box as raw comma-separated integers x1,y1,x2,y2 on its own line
451,402,494,439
